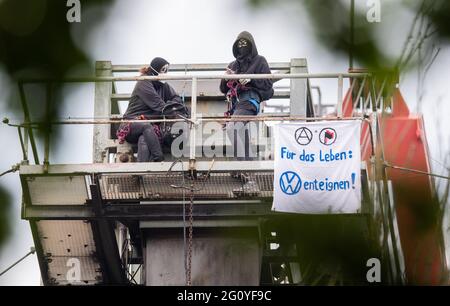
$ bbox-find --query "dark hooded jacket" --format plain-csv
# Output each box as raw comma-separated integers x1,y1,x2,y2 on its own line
123,79,183,119
220,31,274,101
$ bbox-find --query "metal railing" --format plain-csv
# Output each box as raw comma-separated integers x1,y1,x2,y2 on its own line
12,71,373,169
13,65,425,285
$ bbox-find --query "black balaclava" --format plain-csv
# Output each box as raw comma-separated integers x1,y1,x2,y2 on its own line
236,38,251,60
149,57,169,76
232,31,258,72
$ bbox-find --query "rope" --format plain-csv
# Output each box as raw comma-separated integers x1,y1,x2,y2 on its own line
0,164,20,178
0,247,36,277
384,162,450,180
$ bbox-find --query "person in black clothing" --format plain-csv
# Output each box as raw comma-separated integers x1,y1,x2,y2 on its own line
119,57,184,162
220,31,274,161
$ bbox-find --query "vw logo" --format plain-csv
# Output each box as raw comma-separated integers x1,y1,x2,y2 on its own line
279,171,302,195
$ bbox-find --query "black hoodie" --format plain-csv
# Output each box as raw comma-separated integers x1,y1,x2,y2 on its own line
220,31,274,101
123,78,183,120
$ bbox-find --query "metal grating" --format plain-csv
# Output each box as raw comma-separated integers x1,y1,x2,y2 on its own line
36,220,103,285
99,171,274,201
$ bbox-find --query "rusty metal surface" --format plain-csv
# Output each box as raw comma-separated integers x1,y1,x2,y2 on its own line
36,220,102,285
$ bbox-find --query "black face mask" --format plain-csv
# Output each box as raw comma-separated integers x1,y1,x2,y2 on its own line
237,45,251,58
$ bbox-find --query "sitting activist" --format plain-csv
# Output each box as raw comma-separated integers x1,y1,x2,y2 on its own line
117,57,185,162
220,31,274,161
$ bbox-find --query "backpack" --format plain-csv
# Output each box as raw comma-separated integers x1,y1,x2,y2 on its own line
160,101,190,147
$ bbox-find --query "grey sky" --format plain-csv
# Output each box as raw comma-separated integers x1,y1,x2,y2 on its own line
0,0,449,285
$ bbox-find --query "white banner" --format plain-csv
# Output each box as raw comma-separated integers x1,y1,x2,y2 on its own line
272,120,361,214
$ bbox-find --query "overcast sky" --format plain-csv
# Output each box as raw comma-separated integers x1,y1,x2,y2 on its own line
0,0,449,285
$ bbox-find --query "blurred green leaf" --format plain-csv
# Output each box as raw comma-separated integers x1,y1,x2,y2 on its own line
0,0,115,249
0,185,11,246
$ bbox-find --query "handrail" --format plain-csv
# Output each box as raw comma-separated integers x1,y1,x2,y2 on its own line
6,115,367,127
17,72,369,83
13,71,372,168
111,62,293,72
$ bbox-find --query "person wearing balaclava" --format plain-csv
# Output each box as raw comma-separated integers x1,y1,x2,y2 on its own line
118,57,184,162
220,31,273,163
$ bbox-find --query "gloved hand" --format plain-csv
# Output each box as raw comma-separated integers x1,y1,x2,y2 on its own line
239,78,251,85
224,68,235,81
225,68,235,74
226,93,232,102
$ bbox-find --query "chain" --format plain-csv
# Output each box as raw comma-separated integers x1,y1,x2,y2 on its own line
168,160,214,286
186,172,195,286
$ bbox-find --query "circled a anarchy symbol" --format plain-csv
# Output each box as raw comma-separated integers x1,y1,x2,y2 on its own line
295,127,313,145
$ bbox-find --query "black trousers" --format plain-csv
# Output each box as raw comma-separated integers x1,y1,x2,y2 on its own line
125,122,163,162
226,100,258,161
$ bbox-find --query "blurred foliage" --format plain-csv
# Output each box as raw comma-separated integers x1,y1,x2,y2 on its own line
266,214,383,285
424,0,450,38
0,0,114,132
0,186,11,246
248,0,450,72
249,0,450,284
0,0,115,249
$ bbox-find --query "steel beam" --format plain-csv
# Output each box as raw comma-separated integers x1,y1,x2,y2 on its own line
139,219,260,229
290,58,309,117
29,221,50,285
89,183,128,284
110,90,291,101
19,160,275,175
93,61,113,163
22,202,273,220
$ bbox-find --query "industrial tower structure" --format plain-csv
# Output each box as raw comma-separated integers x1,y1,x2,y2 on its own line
14,59,447,285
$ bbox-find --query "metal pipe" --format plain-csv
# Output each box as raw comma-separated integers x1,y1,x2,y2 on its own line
23,127,29,163
8,116,366,127
342,77,356,116
18,83,40,165
189,77,198,167
372,115,396,282
17,127,28,163
311,86,322,115
375,77,387,109
370,78,378,112
337,75,344,118
376,116,403,281
18,72,370,84
112,62,292,72
44,83,51,172
352,77,367,116
364,90,372,111
350,0,355,69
